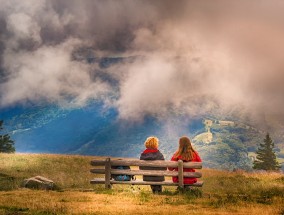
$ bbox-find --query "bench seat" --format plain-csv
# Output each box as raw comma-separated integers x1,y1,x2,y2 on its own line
91,178,203,187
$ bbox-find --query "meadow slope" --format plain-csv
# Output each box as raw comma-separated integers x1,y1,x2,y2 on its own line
0,153,283,215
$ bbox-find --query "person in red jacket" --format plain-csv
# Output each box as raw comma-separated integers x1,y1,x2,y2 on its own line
169,136,202,185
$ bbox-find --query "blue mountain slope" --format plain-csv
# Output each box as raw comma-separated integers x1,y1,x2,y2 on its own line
0,102,115,153
0,102,205,158
2,102,283,170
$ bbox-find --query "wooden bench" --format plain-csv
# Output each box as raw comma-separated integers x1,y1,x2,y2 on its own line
90,157,203,189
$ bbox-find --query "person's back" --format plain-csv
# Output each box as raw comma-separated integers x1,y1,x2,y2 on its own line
169,136,202,184
140,136,166,193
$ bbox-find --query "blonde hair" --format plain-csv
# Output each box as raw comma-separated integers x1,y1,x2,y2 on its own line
144,136,159,149
174,136,195,161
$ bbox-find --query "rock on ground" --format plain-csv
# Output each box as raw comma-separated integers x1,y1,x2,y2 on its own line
23,176,54,190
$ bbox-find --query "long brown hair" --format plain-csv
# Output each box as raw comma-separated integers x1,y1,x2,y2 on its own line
174,136,195,161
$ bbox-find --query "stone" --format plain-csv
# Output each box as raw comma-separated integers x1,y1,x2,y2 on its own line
23,176,54,190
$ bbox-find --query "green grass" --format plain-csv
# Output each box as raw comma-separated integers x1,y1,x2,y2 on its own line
0,153,95,191
0,153,283,215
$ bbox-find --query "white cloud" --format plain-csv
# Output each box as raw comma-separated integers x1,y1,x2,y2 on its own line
0,0,284,125
1,39,110,106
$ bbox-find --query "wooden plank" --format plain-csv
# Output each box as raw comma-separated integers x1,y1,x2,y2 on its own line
90,160,106,166
90,159,202,169
90,178,203,187
105,158,111,189
90,168,202,178
178,160,184,188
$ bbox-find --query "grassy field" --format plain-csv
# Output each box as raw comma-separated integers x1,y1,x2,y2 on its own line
0,153,283,215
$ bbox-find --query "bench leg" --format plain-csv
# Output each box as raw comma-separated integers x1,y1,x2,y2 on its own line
105,158,112,189
151,185,162,194
178,160,184,189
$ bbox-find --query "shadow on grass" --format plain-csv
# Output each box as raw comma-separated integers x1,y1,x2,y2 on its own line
0,205,29,214
208,187,284,208
0,173,17,191
162,187,202,197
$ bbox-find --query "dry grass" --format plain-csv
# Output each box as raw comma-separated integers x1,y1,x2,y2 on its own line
0,153,95,190
0,153,283,215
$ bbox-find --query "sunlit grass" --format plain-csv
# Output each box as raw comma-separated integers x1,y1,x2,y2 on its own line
0,153,95,191
0,153,283,214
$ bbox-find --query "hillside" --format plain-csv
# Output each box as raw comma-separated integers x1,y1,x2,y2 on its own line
0,153,283,215
1,105,284,171
194,119,284,171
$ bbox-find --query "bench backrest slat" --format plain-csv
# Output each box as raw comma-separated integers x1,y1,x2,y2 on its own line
90,159,202,169
90,168,202,178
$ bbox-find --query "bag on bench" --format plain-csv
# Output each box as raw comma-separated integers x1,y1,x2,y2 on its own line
111,166,135,181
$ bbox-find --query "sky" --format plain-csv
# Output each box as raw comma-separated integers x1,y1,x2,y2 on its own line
0,0,284,127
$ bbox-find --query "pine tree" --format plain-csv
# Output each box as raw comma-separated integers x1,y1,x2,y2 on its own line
0,120,15,153
253,133,281,171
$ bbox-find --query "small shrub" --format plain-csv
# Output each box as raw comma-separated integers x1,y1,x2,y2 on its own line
161,189,176,196
162,197,187,205
261,187,284,198
238,194,254,202
0,205,29,213
225,193,239,204
274,176,284,183
209,193,240,208
33,211,58,215
183,188,203,199
255,187,284,205
256,195,273,205
209,194,224,208
139,191,152,203
0,173,17,191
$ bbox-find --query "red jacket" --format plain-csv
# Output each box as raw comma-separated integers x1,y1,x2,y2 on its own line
170,151,202,184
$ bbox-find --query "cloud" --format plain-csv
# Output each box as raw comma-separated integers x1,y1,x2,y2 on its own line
113,0,284,125
1,39,110,106
6,13,42,46
0,0,284,127
0,0,112,106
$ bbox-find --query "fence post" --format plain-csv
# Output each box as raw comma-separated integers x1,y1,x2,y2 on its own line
105,158,111,189
178,160,184,189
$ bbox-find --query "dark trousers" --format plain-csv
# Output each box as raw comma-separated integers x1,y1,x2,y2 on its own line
150,185,162,193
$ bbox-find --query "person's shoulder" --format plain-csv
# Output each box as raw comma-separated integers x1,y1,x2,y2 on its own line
171,154,178,161
156,149,164,155
140,151,147,160
193,150,202,161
